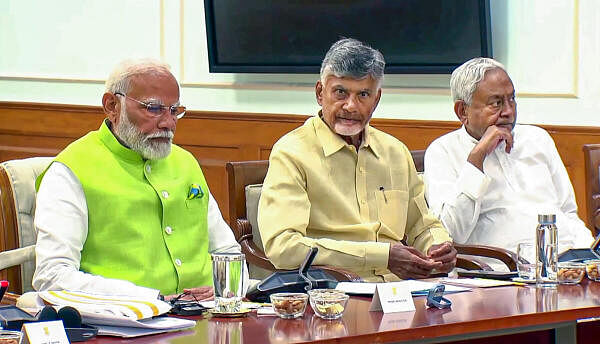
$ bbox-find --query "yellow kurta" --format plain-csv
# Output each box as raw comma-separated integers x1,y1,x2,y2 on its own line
258,115,451,282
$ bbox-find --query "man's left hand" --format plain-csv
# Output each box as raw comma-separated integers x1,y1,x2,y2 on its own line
427,241,457,273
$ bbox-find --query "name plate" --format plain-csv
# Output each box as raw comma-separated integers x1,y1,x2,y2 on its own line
369,282,415,313
21,320,69,344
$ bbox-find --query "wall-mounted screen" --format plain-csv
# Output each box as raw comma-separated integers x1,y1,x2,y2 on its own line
204,0,492,74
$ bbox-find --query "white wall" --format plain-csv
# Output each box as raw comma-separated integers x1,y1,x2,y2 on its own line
1,0,598,126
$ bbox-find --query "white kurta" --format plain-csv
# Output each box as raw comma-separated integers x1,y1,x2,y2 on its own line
424,124,594,256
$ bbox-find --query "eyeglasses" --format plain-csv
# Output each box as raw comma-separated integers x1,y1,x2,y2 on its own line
115,92,186,119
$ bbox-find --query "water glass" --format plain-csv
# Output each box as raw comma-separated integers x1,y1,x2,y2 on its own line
517,242,536,280
212,253,246,313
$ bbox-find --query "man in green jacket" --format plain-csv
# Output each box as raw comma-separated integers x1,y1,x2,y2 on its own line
33,59,242,300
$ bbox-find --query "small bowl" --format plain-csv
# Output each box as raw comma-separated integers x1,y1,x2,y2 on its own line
308,289,349,320
270,293,308,319
584,259,600,281
0,330,22,344
557,262,586,284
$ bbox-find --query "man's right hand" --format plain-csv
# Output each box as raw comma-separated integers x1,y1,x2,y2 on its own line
467,125,514,171
163,286,214,302
388,243,443,279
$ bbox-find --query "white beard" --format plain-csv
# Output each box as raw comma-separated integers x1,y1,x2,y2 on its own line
114,105,173,160
333,122,363,137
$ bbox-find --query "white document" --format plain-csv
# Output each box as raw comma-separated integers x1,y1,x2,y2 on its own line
369,282,415,313
441,277,517,288
94,317,196,338
335,282,377,294
336,280,469,295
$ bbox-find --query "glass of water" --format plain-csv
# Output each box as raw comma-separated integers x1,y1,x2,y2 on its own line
517,242,536,280
211,253,246,313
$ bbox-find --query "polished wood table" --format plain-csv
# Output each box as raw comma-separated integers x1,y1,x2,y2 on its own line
5,280,600,344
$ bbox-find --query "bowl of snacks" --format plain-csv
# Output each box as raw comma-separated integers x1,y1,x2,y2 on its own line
308,289,349,320
557,262,586,284
585,259,600,281
270,293,309,319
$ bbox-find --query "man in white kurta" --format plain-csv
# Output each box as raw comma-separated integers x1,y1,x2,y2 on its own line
424,57,594,261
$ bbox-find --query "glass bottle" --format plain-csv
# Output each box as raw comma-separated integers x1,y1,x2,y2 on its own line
536,214,558,287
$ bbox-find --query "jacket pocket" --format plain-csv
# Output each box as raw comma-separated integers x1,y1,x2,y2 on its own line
185,198,203,209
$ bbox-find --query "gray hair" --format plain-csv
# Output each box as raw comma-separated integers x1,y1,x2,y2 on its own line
320,38,385,88
105,58,174,94
450,57,507,105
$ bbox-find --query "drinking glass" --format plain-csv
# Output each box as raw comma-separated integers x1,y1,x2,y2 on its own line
517,242,536,280
211,253,246,313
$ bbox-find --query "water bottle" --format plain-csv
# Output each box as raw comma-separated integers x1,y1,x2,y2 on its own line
536,214,558,287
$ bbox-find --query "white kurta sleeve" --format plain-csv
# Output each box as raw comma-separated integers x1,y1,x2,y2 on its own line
206,193,250,290
207,193,242,254
424,142,491,243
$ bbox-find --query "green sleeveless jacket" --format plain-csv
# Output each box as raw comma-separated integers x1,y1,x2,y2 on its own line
37,121,212,294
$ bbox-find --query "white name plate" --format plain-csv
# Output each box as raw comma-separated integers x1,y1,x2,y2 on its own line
21,320,69,344
369,282,415,313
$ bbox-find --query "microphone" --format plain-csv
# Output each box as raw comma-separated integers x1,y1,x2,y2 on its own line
36,305,58,322
37,306,94,342
299,247,318,291
57,306,82,329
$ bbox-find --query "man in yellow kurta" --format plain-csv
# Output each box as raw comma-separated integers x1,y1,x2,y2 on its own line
258,38,457,282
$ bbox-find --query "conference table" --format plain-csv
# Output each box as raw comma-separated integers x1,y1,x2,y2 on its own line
4,279,600,344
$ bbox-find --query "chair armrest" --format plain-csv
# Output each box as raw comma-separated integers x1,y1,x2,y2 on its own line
233,219,253,242
0,292,19,305
240,237,278,271
592,194,600,235
234,219,362,282
454,243,518,271
456,254,492,271
0,245,35,270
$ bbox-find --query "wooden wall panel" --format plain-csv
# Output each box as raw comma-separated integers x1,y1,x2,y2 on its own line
1,101,600,232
